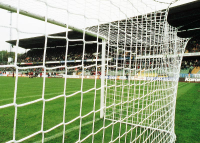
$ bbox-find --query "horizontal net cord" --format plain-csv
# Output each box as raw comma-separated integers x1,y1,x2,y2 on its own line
77,122,107,143
37,0,113,25
15,98,43,107
16,87,102,102
43,122,64,134
0,24,45,35
47,35,100,43
6,130,41,143
106,116,172,137
106,96,170,112
138,102,174,129
105,93,174,122
149,129,173,143
76,104,173,143
0,65,17,68
0,91,65,102
106,117,171,143
15,65,45,70
89,23,167,46
105,82,172,92
8,116,101,143
0,103,15,109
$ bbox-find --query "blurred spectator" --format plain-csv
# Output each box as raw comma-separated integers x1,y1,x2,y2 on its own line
18,47,101,63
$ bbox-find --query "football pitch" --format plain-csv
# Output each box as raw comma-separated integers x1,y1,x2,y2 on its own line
0,77,199,142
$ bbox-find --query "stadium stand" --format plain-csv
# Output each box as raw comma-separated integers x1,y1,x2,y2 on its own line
18,47,100,63
180,36,200,74
197,69,200,74
192,67,200,74
180,69,190,74
186,39,200,53
3,0,200,78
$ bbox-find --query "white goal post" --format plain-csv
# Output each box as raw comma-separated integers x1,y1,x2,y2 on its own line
0,0,188,142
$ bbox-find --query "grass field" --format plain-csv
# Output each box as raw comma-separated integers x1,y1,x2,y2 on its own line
175,82,200,143
0,77,199,142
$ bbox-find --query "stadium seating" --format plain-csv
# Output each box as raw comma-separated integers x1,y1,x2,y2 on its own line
180,69,190,74
18,47,101,63
193,67,200,74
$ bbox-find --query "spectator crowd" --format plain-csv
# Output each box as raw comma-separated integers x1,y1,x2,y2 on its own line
18,46,101,63
1,40,200,76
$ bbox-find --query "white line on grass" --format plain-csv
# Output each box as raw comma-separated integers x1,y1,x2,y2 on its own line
0,91,79,102
34,118,100,143
178,83,188,88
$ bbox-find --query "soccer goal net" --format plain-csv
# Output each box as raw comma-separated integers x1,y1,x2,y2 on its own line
0,0,188,142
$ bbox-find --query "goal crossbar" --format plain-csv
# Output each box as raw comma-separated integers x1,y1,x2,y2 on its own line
0,2,106,40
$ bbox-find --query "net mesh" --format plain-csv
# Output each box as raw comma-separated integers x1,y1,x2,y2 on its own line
0,0,188,142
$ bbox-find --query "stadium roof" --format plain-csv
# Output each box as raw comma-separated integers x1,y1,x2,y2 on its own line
7,1,200,49
7,30,98,49
168,0,200,38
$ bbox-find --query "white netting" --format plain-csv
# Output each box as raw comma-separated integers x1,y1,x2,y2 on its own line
0,0,188,142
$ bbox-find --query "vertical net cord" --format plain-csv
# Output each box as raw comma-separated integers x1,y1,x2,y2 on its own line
148,11,154,140
41,1,48,142
143,11,148,142
118,2,124,142
164,11,170,138
173,25,178,140
124,9,131,143
152,11,157,140
134,15,139,140
102,3,112,139
12,0,20,142
62,36,69,143
102,42,109,142
141,13,148,140
91,42,98,142
165,10,172,139
78,0,87,141
137,12,145,142
168,25,173,139
146,11,152,141
129,11,134,142
111,9,121,142
142,11,149,140
155,10,162,142
119,2,128,141
133,9,138,141
160,10,168,141
91,1,101,142
172,34,178,135
106,1,113,127
62,0,69,141
154,10,161,142
125,18,132,143
91,32,99,143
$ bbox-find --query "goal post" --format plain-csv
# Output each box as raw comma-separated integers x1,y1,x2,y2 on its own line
0,0,189,142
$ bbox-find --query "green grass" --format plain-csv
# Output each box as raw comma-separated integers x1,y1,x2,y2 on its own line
175,82,200,143
0,77,199,142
